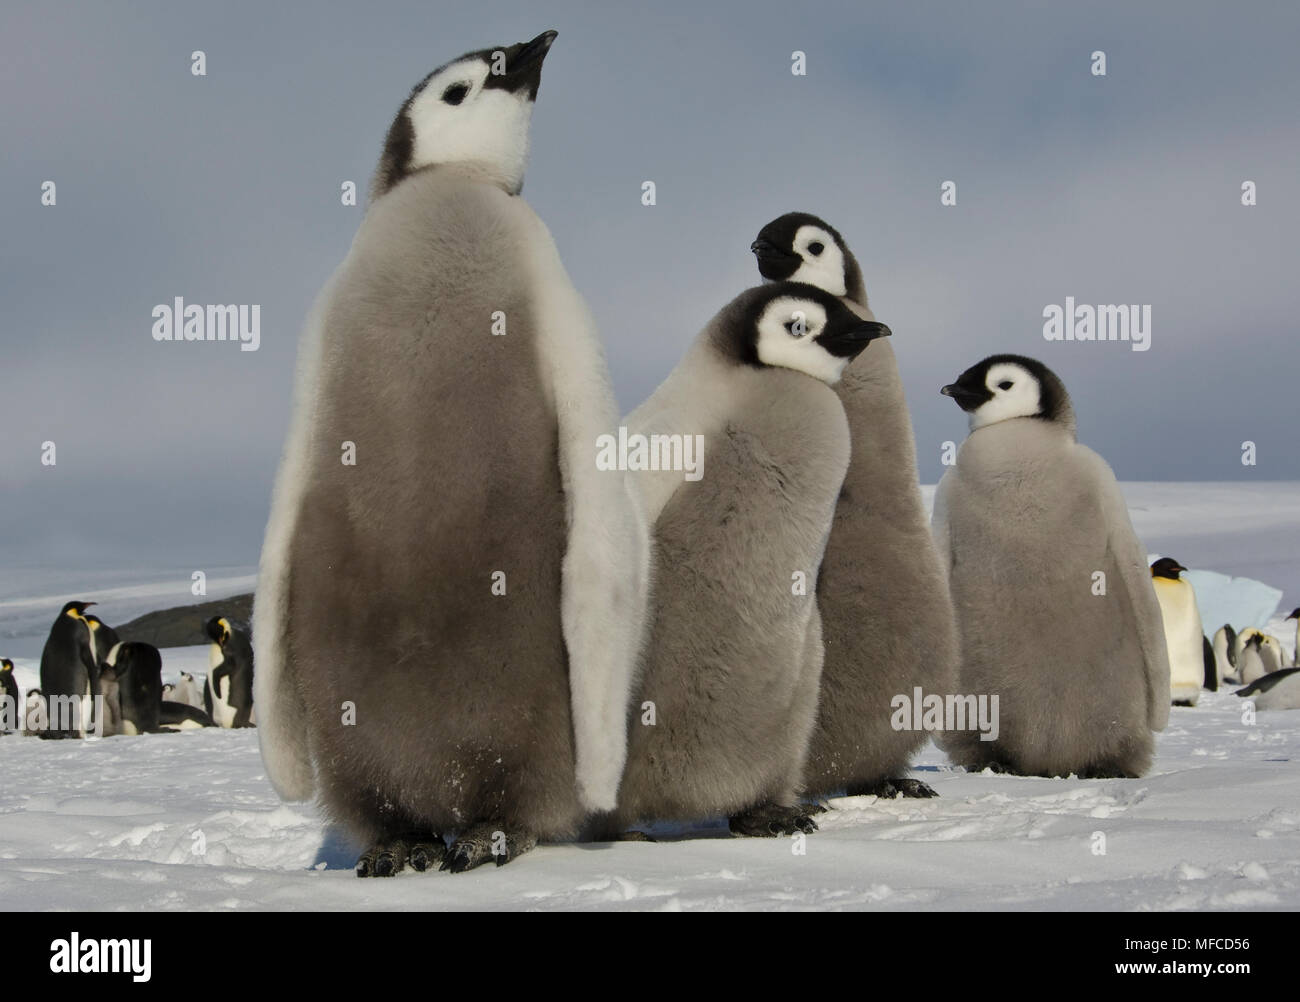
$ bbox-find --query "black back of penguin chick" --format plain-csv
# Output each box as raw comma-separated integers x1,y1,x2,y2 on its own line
372,30,558,200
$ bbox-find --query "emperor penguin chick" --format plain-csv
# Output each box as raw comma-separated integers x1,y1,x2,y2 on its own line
932,355,1171,778
253,31,650,876
1149,558,1206,705
751,213,958,799
613,283,891,836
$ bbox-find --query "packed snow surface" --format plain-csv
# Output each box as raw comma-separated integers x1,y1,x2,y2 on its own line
1,482,1297,910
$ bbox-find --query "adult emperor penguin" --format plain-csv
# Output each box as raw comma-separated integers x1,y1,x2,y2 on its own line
100,642,164,735
613,282,891,834
83,615,120,669
932,355,1170,777
38,600,101,738
1288,609,1299,665
750,212,957,799
0,659,19,733
1236,667,1300,710
203,616,254,728
254,30,650,875
1150,558,1206,706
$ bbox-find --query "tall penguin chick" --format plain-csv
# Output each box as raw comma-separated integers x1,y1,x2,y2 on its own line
1149,558,1207,706
932,355,1171,777
614,283,890,835
38,601,101,739
749,212,958,799
254,31,651,876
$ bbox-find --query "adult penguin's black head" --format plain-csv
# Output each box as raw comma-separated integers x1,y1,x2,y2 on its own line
1150,557,1188,581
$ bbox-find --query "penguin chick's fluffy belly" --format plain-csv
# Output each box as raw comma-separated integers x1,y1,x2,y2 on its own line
284,173,583,845
942,428,1149,775
613,352,850,827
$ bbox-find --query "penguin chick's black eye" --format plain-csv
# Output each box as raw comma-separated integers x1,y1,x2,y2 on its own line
442,82,470,105
997,380,1014,390
807,242,825,256
784,320,805,338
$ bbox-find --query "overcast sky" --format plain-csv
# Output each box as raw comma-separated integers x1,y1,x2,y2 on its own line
2,0,1297,576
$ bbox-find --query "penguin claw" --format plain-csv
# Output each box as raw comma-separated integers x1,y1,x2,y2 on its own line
890,778,939,799
730,803,819,838
355,843,406,878
408,839,446,872
440,823,538,873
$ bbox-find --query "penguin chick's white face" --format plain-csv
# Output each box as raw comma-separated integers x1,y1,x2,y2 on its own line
406,59,532,191
375,31,558,198
753,297,880,384
969,363,1041,429
785,224,848,297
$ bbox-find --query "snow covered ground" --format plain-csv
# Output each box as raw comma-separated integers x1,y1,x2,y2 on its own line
1,482,1297,911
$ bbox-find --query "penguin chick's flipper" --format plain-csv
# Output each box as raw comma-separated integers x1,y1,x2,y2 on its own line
355,832,445,878
729,803,819,838
440,823,538,873
844,777,939,799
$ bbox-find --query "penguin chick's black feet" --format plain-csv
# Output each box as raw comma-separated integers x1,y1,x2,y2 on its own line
729,803,819,838
844,777,939,799
355,832,446,878
440,822,538,873
612,830,657,842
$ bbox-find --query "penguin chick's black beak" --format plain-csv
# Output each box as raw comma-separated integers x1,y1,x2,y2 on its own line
941,383,985,411
488,29,557,101
751,238,801,279
817,321,891,359
510,30,557,74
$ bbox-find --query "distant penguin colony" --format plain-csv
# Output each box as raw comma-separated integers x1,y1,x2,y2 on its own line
13,604,231,738
751,213,957,801
932,355,1171,777
19,28,1296,882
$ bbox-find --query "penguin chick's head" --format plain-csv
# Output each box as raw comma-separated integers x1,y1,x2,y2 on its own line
60,600,96,620
1150,557,1188,581
372,29,558,199
941,354,1073,434
203,616,231,646
719,283,890,384
751,212,866,304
